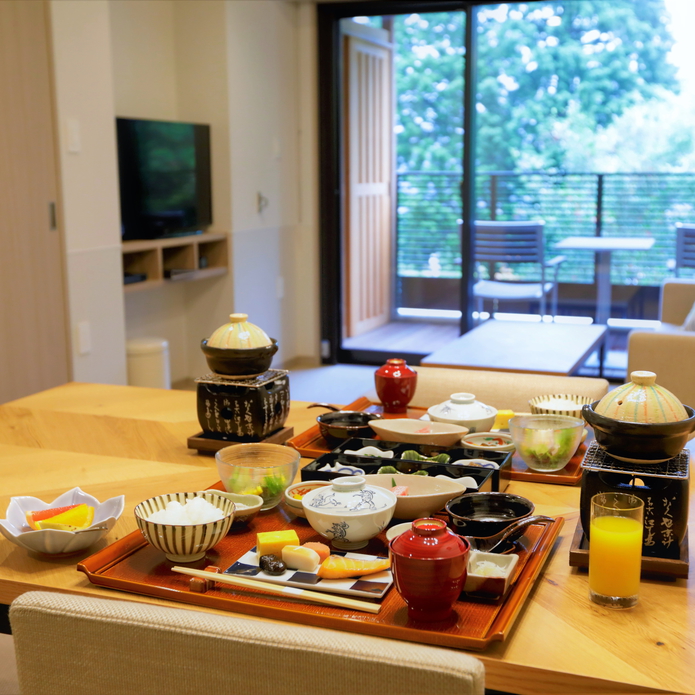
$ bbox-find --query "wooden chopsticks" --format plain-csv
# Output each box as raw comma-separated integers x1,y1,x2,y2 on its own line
171,566,382,614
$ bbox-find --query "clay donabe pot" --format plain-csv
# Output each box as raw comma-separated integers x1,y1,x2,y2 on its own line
582,401,695,464
200,339,278,377
445,492,535,539
308,404,383,445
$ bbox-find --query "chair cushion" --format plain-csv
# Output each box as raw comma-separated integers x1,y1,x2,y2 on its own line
683,300,695,332
473,280,553,301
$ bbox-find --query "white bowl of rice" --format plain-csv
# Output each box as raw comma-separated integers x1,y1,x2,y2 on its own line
134,491,235,563
528,394,594,418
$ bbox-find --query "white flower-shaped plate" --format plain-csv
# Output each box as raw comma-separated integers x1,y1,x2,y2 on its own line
0,487,124,555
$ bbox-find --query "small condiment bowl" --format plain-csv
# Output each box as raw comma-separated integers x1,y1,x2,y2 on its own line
207,491,263,526
284,480,332,518
134,491,235,563
308,404,384,444
460,431,515,453
463,549,519,597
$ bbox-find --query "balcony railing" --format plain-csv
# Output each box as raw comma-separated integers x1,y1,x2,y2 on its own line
396,171,695,286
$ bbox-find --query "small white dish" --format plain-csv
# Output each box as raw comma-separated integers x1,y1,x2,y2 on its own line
0,487,124,556
451,458,499,470
343,446,394,459
463,549,519,597
435,475,479,489
369,419,469,447
461,431,515,453
385,522,413,542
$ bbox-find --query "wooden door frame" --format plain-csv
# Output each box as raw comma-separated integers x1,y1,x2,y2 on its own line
317,0,479,365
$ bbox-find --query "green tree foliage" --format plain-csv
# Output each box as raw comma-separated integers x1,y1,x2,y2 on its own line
394,1,679,173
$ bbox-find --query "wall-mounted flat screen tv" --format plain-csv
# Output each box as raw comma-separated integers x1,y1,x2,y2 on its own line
116,117,212,240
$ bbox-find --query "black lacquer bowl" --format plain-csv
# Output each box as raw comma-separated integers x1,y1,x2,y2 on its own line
582,401,695,464
200,339,278,377
445,492,535,539
316,411,384,444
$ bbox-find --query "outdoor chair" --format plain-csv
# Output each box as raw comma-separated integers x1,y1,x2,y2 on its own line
9,591,485,695
675,223,695,276
473,220,565,320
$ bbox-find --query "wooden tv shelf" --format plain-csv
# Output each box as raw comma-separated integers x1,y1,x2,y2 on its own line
122,232,229,292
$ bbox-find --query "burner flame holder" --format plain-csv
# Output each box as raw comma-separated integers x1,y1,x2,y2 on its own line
580,442,689,559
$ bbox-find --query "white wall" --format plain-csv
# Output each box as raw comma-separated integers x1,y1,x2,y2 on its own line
49,0,320,386
49,0,127,385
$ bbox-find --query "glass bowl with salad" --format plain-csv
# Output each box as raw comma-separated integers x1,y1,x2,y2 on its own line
509,415,584,473
216,443,300,510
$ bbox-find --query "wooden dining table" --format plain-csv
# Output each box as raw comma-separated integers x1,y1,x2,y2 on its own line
0,382,692,695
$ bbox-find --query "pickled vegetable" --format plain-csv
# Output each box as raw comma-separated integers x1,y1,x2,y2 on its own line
259,554,286,575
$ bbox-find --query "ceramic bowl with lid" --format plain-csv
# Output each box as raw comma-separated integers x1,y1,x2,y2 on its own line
201,313,278,377
301,476,397,549
582,371,695,463
428,392,498,433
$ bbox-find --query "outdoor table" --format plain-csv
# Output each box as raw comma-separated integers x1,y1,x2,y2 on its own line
554,236,655,324
0,382,692,695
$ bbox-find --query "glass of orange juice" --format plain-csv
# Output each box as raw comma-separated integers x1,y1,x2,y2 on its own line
589,492,644,609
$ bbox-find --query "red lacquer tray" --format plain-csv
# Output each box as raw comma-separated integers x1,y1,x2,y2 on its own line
288,397,585,485
77,487,564,651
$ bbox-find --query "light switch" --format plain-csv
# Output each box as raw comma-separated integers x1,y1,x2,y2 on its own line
67,119,81,153
77,320,91,355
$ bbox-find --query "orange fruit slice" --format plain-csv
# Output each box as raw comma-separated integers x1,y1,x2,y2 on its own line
26,504,80,530
33,504,94,531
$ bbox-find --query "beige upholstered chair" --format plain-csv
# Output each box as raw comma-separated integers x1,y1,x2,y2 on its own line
628,279,695,408
404,367,609,413
10,592,485,695
0,633,18,695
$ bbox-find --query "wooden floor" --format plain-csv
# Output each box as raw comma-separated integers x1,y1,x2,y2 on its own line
342,320,460,353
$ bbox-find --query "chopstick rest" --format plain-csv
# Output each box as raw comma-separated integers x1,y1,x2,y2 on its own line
171,565,382,614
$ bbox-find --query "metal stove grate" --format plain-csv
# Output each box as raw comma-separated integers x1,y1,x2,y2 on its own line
195,369,289,388
581,441,689,479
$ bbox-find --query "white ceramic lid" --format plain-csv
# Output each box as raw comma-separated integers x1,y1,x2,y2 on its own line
429,393,495,421
301,476,396,515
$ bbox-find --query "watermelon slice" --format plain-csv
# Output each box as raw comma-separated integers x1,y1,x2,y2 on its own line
26,504,80,530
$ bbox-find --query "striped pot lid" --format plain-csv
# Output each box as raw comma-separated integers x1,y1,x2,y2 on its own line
594,371,688,424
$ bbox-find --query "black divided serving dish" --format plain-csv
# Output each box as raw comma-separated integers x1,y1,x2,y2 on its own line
300,437,512,492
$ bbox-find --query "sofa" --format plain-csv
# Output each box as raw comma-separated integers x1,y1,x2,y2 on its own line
367,366,610,413
628,279,695,408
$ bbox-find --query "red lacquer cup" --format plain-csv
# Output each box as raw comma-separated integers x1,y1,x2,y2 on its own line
390,517,470,622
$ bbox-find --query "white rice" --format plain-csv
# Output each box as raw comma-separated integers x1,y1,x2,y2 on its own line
146,497,225,525
471,560,507,577
538,397,581,410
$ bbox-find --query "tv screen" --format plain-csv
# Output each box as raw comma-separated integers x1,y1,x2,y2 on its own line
116,117,212,240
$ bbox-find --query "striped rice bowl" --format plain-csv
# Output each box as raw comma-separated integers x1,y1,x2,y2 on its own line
528,394,594,418
134,491,235,563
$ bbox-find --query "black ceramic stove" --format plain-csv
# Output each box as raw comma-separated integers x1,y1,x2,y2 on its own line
195,369,290,442
579,441,690,559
